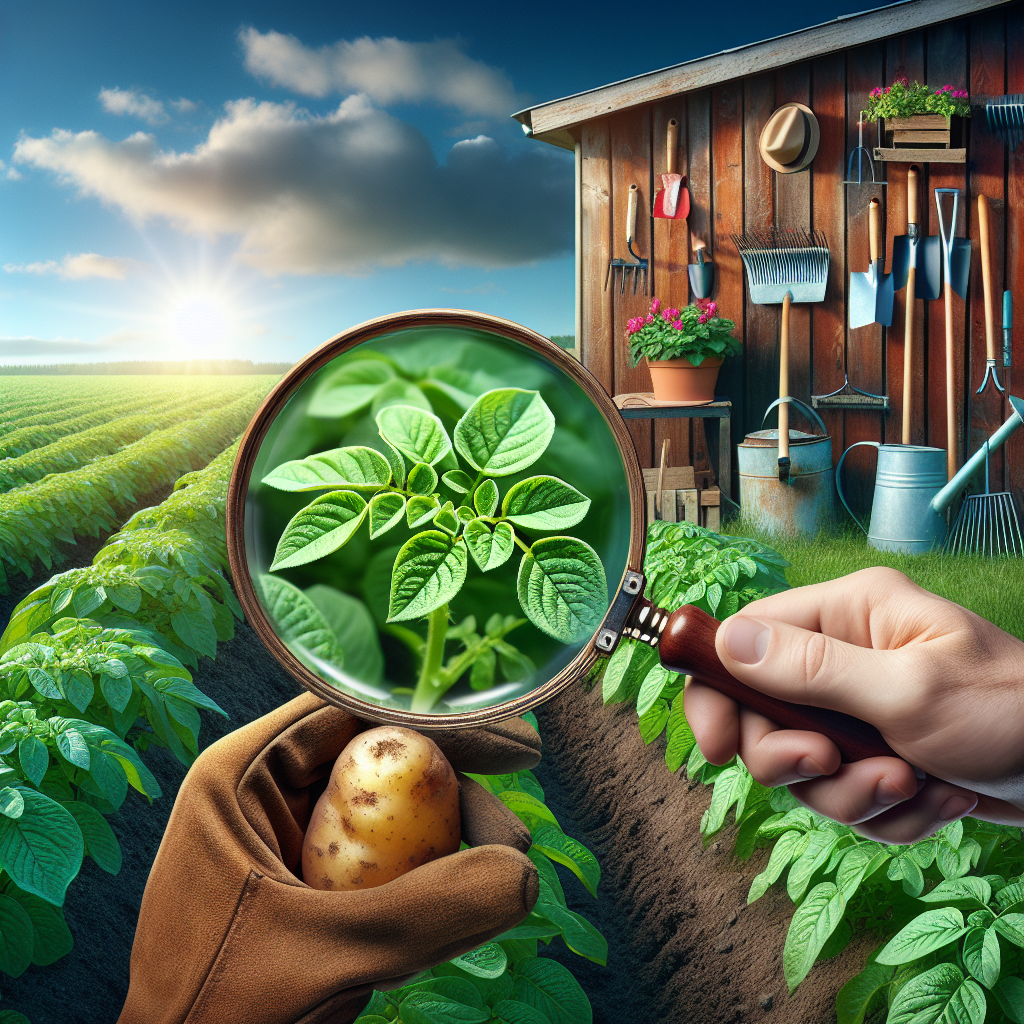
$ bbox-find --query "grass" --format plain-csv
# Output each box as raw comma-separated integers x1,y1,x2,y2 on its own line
721,519,1024,641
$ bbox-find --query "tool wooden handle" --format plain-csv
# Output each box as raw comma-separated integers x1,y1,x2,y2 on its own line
903,265,916,445
979,195,997,362
907,166,919,228
945,280,956,481
779,293,791,463
869,197,882,263
626,184,638,247
667,119,678,175
658,605,899,763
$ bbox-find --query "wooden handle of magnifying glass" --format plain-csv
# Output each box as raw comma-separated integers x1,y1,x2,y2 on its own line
657,604,900,763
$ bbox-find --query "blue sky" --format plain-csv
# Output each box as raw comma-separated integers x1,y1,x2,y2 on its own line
2,0,866,365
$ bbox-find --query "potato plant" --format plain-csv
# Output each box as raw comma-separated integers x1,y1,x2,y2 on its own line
263,389,608,712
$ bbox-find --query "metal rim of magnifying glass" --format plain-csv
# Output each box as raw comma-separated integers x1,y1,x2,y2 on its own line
226,308,646,729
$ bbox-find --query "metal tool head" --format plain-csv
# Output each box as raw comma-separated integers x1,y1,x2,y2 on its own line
843,118,886,187
944,443,1024,556
732,230,830,305
688,246,715,299
935,188,971,299
891,231,942,300
976,360,1006,395
986,95,1024,151
850,260,895,328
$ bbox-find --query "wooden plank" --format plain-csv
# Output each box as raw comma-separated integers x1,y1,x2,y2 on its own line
610,108,654,467
883,31,926,447
1007,6,1024,499
682,488,699,523
891,130,952,143
842,43,888,516
810,52,848,464
775,63,814,421
651,98,692,475
580,120,613,394
925,21,969,477
518,0,1010,136
643,466,696,489
874,147,967,163
968,8,1008,489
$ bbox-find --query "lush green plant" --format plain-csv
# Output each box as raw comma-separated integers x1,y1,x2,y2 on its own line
863,79,971,121
626,297,740,368
262,389,607,712
356,720,603,1024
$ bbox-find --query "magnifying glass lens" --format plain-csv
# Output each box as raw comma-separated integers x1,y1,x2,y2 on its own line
238,319,636,722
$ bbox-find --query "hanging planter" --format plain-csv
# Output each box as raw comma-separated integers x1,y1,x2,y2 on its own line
863,80,970,164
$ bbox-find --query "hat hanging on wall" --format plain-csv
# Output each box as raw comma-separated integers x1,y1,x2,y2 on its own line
760,102,820,173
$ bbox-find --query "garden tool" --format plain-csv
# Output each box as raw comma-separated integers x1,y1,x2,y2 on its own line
891,165,941,301
652,118,690,220
230,306,918,769
605,183,648,294
688,242,715,299
936,188,972,479
976,195,1005,395
843,117,886,188
850,197,894,329
985,95,1024,151
944,439,1024,556
1005,291,1014,369
732,228,830,483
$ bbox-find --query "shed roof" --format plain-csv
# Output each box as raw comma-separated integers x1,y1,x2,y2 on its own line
513,0,1010,149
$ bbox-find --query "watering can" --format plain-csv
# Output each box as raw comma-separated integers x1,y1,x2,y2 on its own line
836,395,1024,553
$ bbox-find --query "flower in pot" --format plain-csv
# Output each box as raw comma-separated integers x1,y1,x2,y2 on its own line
626,298,739,405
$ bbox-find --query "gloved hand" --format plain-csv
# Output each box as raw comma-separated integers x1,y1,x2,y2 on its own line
117,693,543,1024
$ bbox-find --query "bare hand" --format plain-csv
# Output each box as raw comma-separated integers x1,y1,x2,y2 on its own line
684,567,1024,844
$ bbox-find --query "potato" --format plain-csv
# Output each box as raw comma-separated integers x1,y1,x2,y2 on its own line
302,726,461,891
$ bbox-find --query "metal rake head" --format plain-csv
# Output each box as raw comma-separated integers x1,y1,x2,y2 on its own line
944,441,1024,556
731,229,830,304
986,95,1024,151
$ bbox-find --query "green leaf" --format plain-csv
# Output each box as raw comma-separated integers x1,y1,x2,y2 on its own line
783,882,847,991
64,801,122,875
996,976,1024,1024
304,585,383,684
18,737,48,788
6,889,72,967
73,585,106,618
474,478,499,517
511,956,592,1024
107,582,142,614
257,575,344,667
56,727,90,770
434,501,460,536
456,505,475,523
0,893,34,978
371,379,431,417
388,532,467,622
601,640,656,705
407,462,439,496
0,788,83,905
530,826,600,897
636,665,673,716
491,1000,553,1024
271,491,368,570
502,476,590,531
399,992,489,1024
836,961,894,1024
99,670,133,714
534,901,607,964
262,446,392,492
638,700,670,744
748,831,803,903
994,913,1024,947
919,876,992,907
888,964,985,1024
787,830,838,902
455,389,556,477
449,942,508,978
665,692,695,772
376,405,452,466
406,494,440,529
0,788,24,820
382,439,406,487
499,790,560,830
368,492,405,539
876,907,967,964
469,646,496,690
962,926,1000,989
517,537,607,643
308,359,395,417
465,519,515,572
701,764,753,840
442,470,474,495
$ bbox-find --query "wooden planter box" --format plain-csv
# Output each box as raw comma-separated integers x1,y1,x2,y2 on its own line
874,114,966,163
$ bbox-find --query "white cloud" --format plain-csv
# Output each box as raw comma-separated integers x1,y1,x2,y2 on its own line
240,28,521,116
13,96,572,276
170,98,198,114
99,88,168,125
0,332,153,364
4,252,141,280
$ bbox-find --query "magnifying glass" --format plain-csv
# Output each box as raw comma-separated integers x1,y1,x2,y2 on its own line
227,309,896,762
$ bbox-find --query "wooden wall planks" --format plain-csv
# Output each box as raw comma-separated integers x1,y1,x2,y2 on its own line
577,5,1024,505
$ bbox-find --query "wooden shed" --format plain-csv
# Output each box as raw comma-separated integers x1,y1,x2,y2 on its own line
514,0,1023,514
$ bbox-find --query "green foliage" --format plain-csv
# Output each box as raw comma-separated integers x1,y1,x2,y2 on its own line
862,79,972,121
626,298,740,368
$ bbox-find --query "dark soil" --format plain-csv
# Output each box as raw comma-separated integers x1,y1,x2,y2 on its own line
533,681,875,1024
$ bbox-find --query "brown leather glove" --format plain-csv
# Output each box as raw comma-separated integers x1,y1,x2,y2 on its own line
117,693,543,1024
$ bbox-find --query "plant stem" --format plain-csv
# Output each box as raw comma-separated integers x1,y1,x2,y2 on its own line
410,603,450,713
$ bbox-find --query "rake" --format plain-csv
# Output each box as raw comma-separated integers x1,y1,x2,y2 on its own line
944,440,1024,556
605,183,649,295
986,95,1024,151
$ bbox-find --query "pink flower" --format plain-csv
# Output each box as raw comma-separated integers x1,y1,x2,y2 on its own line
663,307,680,322
672,319,684,330
626,317,641,335
650,298,661,315
884,86,891,94
706,300,718,317
896,76,908,87
697,313,709,325
646,313,654,324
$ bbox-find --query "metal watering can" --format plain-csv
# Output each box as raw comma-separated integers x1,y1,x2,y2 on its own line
837,395,1024,553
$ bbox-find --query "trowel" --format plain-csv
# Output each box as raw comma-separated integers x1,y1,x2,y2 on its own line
850,197,894,329
688,242,714,299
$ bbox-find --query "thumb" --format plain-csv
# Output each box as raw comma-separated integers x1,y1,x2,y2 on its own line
716,612,907,726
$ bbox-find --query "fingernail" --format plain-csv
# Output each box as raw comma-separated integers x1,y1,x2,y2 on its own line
722,616,771,665
874,777,908,807
797,756,825,779
938,795,977,822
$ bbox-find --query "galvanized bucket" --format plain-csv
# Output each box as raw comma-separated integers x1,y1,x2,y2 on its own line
738,398,836,537
835,442,947,553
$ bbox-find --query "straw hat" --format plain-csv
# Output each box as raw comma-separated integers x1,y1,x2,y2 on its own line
759,102,820,173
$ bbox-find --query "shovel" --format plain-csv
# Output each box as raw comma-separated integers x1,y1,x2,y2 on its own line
850,197,894,329
652,118,690,220
891,165,941,301
688,242,715,299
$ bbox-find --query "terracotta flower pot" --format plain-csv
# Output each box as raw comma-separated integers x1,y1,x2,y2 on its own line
646,356,723,405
